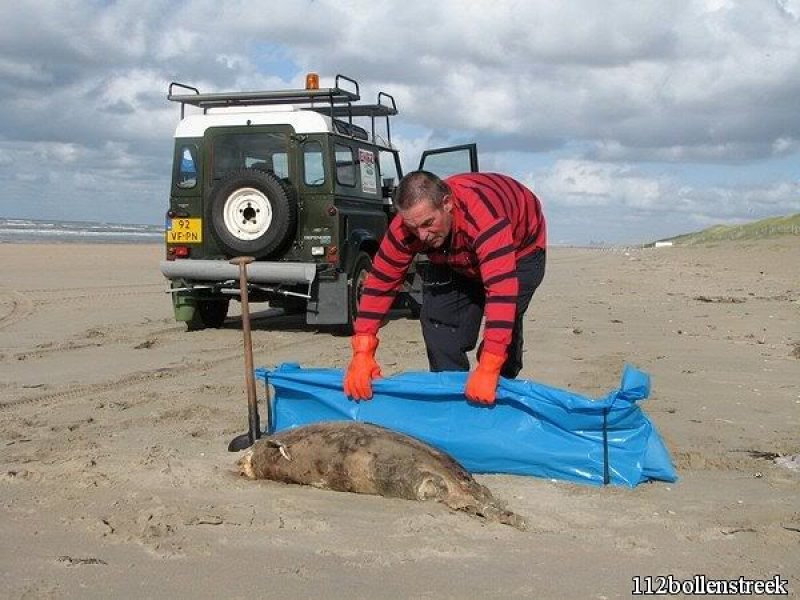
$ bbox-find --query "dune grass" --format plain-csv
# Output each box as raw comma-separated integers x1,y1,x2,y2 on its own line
657,213,800,246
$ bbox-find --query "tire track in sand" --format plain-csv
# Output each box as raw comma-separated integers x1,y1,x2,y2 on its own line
0,284,164,330
25,284,165,307
0,290,35,331
0,332,324,410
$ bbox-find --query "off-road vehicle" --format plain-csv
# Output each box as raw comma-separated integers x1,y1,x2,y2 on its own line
160,74,478,331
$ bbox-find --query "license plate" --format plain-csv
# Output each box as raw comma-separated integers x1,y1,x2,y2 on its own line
166,218,202,243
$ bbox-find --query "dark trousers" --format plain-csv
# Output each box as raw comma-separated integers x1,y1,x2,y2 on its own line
420,249,546,378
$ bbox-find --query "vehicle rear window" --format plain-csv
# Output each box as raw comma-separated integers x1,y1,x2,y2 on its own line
212,132,288,180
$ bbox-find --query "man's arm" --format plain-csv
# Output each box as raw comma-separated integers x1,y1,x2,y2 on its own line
449,175,521,357
345,217,416,401
353,216,416,335
474,217,519,356
462,216,518,404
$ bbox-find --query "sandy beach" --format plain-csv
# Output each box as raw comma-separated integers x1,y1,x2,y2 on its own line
1,239,798,599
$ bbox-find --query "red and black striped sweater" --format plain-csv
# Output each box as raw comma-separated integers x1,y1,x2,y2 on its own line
354,172,546,357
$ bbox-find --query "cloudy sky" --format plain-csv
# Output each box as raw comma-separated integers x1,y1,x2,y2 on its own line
1,0,798,244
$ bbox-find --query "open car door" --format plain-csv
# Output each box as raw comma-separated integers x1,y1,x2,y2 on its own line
418,143,479,176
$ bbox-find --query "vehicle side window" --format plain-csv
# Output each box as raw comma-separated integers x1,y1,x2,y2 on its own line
304,141,325,186
272,153,289,178
177,145,197,189
334,144,356,187
419,150,465,177
379,150,400,187
418,144,478,177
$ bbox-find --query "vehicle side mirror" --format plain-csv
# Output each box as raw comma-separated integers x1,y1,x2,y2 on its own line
381,177,396,200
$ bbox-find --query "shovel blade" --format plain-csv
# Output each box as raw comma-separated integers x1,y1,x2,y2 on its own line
228,432,254,452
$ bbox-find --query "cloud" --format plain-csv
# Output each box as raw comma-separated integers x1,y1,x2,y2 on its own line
529,158,800,243
289,0,800,162
536,158,800,217
0,0,798,243
534,160,665,209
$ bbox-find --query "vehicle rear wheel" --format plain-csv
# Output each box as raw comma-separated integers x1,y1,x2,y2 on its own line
277,296,307,315
208,168,297,258
335,251,372,335
186,298,230,331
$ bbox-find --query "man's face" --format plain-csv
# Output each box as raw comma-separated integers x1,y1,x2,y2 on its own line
399,195,453,249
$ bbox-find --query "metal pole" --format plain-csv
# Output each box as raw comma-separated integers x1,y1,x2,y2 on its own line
228,256,261,451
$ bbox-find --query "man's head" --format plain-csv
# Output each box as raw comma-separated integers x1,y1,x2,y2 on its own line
394,171,453,249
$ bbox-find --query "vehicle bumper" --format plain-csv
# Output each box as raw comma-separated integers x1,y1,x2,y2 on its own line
159,259,317,285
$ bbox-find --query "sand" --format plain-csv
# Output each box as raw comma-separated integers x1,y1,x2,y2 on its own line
1,239,798,599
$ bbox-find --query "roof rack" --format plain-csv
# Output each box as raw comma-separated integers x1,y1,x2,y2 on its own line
167,74,398,146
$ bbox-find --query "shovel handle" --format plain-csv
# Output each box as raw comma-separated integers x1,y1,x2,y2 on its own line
232,256,260,445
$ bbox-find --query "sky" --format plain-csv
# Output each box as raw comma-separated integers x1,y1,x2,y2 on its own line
1,0,798,244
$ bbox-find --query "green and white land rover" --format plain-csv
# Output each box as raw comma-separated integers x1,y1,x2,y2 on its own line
160,74,477,331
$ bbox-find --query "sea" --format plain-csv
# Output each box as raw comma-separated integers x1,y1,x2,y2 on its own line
0,217,164,244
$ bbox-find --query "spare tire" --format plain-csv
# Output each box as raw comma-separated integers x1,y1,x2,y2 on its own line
208,168,297,258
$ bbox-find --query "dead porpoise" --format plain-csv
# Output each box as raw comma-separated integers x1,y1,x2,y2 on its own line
238,421,526,530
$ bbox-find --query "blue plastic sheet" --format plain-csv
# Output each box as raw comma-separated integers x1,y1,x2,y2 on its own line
254,363,678,487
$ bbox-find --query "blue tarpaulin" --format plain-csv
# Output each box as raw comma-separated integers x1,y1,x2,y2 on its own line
254,363,678,487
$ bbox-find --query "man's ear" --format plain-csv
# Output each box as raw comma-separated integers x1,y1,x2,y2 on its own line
442,194,453,213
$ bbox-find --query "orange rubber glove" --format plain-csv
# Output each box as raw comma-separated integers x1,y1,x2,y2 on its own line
465,350,506,404
344,334,382,400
